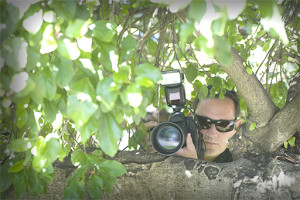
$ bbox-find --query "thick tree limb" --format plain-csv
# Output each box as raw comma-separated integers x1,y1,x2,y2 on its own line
222,48,279,128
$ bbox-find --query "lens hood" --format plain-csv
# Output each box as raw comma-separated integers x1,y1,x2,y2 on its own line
150,122,185,155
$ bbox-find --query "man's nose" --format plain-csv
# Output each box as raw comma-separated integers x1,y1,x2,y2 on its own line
204,124,218,138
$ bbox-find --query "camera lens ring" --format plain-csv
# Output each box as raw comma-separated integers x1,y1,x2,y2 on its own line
150,122,185,155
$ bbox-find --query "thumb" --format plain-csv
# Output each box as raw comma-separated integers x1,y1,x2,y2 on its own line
186,133,194,147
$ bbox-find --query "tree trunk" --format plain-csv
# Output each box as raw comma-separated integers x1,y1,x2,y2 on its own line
5,151,300,200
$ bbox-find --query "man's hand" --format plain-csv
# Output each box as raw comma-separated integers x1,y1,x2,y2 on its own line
174,133,198,159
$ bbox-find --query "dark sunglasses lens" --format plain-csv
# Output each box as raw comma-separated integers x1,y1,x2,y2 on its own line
197,116,211,130
216,121,235,132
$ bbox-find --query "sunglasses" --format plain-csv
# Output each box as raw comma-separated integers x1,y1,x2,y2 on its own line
195,115,236,133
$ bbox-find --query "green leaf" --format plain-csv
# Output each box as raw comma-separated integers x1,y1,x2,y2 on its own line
56,58,74,88
40,24,57,54
78,117,99,145
66,19,89,38
9,160,24,173
87,174,103,199
146,39,158,56
0,3,19,41
135,63,162,82
9,138,32,152
284,141,288,149
42,68,57,100
0,162,14,192
99,160,126,178
126,83,143,108
188,0,207,22
51,0,77,21
71,149,100,168
2,37,28,71
93,20,117,43
98,41,119,72
97,113,122,157
57,38,80,60
249,123,256,131
184,63,198,83
63,180,85,200
113,64,130,84
246,67,252,75
213,35,232,66
96,77,118,113
179,22,195,49
288,136,296,147
13,171,26,198
120,35,137,61
16,107,28,128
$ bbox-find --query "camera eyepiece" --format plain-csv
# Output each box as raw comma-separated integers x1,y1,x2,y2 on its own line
150,122,185,155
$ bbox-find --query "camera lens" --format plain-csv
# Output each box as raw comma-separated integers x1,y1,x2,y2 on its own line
156,126,181,150
150,122,184,155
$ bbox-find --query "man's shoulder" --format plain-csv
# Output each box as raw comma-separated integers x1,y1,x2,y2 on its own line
214,148,233,163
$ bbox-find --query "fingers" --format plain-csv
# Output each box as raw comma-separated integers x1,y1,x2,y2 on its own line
174,133,198,159
144,121,158,131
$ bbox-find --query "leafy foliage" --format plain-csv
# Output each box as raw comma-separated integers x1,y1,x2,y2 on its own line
0,0,299,199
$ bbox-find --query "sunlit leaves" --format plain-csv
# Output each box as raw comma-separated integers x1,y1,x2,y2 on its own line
0,3,19,41
66,19,90,38
184,63,198,83
32,137,61,172
40,25,57,54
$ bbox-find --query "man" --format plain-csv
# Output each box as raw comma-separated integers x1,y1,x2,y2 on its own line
145,87,242,163
174,88,242,162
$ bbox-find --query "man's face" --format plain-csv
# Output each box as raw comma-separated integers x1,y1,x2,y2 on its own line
195,97,240,161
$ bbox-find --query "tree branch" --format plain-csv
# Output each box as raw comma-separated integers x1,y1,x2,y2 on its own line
222,48,279,128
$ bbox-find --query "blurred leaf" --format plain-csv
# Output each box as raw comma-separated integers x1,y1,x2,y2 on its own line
96,77,118,113
2,37,28,71
51,0,77,21
0,162,14,192
288,136,296,147
246,67,252,75
66,19,90,38
188,0,206,22
99,160,126,178
9,160,24,173
120,35,137,61
249,123,256,131
0,3,19,41
56,58,74,88
135,63,162,82
63,180,85,200
98,42,119,72
16,107,28,128
93,20,117,43
13,171,26,198
213,35,232,66
67,94,98,127
179,22,195,49
40,24,57,54
87,174,103,199
184,63,198,83
97,113,122,157
9,138,32,152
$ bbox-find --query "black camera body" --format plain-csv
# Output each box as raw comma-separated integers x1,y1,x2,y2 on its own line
150,70,200,156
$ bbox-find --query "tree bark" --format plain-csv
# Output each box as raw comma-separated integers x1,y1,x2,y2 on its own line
5,151,300,200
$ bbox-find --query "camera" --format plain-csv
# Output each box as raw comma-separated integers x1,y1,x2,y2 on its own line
150,70,202,156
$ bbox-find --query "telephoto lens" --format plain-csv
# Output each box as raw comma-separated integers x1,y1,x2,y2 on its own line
150,122,185,155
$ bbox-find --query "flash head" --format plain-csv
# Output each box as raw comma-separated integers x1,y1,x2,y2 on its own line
160,69,184,86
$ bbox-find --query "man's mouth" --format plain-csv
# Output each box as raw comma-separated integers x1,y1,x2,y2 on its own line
204,141,218,145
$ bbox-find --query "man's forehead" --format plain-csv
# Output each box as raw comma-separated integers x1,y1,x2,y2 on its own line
196,97,235,117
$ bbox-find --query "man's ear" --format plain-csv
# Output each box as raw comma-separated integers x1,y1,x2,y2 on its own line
235,119,242,131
